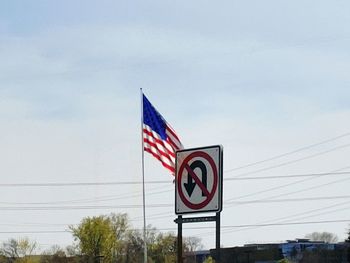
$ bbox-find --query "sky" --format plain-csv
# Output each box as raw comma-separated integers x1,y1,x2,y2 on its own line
1,0,350,252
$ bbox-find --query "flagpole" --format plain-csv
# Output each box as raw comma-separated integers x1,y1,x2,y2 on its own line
140,88,148,263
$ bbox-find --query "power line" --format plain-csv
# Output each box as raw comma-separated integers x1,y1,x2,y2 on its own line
150,198,350,231
189,219,350,231
216,204,350,236
224,132,350,173
2,219,349,234
225,171,350,181
228,143,350,178
0,230,70,234
2,201,349,237
3,193,350,212
1,169,348,215
226,195,350,205
0,169,348,217
0,180,172,187
196,201,350,237
0,170,348,207
0,171,348,189
225,166,350,202
135,196,350,223
132,211,174,221
263,174,350,201
229,167,350,206
0,187,173,205
143,195,350,222
0,222,69,227
0,204,172,210
1,133,350,189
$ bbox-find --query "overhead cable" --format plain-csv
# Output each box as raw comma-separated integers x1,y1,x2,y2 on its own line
224,131,350,173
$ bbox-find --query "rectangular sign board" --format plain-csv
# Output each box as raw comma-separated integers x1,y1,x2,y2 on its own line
175,145,223,215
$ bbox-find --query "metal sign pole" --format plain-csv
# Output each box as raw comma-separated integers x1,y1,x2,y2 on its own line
177,215,183,263
216,212,221,263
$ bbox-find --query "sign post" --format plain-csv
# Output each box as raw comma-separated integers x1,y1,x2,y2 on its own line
216,212,221,262
175,145,223,263
177,215,182,262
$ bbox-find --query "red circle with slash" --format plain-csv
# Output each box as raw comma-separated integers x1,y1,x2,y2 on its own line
177,151,218,210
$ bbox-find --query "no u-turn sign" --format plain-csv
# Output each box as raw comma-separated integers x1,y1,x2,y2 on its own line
175,145,223,215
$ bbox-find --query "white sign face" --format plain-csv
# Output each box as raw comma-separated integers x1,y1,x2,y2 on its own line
175,145,223,215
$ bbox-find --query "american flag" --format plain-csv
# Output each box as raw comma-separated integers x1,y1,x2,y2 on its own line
143,94,183,174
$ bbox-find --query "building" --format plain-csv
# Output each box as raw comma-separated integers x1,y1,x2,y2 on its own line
209,239,350,263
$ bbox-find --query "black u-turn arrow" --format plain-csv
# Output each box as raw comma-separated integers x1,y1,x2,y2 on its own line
184,160,207,197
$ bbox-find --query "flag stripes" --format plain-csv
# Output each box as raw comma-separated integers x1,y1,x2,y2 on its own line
143,124,176,173
165,126,182,151
142,94,183,174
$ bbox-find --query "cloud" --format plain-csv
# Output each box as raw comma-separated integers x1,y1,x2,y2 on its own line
1,1,350,249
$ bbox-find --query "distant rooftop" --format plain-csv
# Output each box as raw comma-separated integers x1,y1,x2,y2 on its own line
286,238,325,244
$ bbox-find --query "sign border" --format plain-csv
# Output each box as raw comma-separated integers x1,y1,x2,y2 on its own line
175,145,223,215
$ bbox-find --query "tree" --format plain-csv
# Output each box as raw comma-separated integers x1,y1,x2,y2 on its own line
305,232,338,243
1,239,20,259
108,213,129,260
40,245,67,263
70,213,203,262
184,236,203,252
149,232,177,263
124,229,144,263
125,226,167,263
65,244,80,257
183,237,203,263
70,213,129,263
0,238,37,263
203,257,214,263
124,227,201,263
